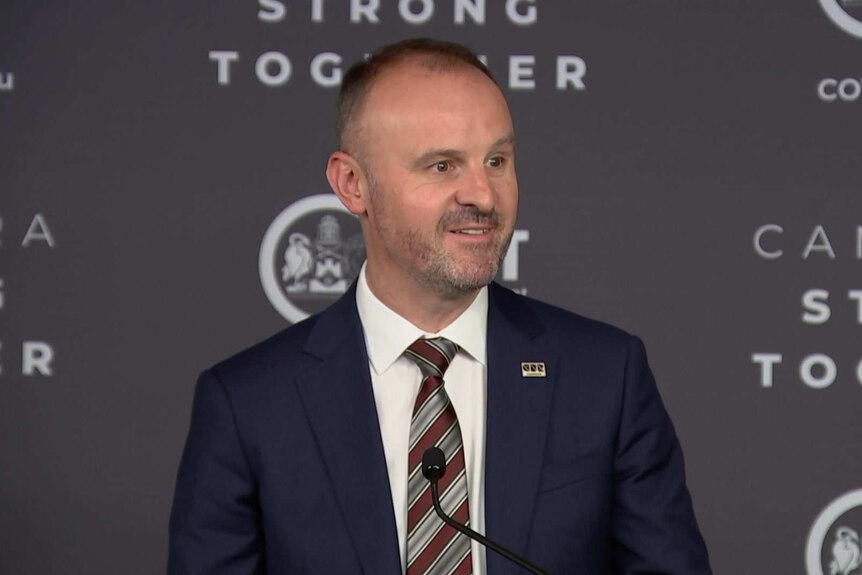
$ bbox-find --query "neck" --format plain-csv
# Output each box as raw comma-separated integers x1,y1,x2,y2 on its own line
364,264,480,333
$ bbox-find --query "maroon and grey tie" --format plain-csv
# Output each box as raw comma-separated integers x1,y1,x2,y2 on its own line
404,337,473,575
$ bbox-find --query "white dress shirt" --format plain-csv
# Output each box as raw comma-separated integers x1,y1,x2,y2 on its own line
355,265,488,575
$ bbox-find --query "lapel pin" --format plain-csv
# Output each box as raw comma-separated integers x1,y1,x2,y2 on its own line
521,362,547,378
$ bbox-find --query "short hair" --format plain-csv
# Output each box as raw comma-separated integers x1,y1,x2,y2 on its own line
335,38,497,153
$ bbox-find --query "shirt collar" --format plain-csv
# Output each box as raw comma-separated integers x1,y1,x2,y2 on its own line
355,263,488,375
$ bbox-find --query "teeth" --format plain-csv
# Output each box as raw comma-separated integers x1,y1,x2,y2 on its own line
457,229,487,235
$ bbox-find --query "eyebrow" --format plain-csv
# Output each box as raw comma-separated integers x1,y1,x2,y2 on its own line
490,133,516,150
410,132,516,169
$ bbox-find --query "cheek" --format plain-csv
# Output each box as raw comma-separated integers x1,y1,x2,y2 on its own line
404,196,450,227
377,202,440,243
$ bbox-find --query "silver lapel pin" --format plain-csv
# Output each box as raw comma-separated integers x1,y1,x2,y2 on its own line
521,362,547,378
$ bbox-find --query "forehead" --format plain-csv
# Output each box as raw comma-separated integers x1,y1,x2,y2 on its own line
357,60,513,153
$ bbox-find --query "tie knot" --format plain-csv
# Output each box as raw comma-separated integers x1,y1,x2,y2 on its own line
405,337,458,379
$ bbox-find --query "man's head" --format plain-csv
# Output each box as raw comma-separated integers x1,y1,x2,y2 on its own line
326,38,518,306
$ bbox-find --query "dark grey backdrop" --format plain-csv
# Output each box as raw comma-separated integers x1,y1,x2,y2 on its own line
2,1,860,573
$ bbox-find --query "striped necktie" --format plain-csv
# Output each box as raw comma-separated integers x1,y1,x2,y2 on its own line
404,337,472,575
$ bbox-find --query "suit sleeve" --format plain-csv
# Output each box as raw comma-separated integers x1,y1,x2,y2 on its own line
168,369,265,575
611,336,712,574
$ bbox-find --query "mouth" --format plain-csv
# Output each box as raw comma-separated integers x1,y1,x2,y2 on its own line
451,228,492,235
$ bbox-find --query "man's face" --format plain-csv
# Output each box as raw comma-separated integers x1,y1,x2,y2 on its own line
353,61,518,298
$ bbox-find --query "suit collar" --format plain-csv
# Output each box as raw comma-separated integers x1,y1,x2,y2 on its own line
487,282,544,341
355,266,490,372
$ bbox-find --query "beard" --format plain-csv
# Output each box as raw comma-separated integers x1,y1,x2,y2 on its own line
372,194,514,296
406,206,513,295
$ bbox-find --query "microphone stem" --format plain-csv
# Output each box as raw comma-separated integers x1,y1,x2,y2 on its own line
430,482,550,575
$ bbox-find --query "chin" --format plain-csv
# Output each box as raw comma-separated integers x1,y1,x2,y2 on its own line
444,265,499,292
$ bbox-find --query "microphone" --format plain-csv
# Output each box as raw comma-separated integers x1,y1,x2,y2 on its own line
421,447,550,575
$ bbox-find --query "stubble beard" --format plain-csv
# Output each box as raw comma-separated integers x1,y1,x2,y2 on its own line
407,208,513,297
367,178,513,298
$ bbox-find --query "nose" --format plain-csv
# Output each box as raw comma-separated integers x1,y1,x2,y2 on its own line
455,163,495,213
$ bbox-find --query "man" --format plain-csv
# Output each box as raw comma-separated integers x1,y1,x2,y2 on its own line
169,38,712,574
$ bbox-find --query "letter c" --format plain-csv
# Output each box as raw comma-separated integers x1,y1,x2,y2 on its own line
754,224,783,259
818,78,837,102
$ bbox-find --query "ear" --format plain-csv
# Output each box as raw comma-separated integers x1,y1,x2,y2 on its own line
326,151,369,216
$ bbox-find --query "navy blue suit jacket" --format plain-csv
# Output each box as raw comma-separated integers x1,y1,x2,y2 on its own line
168,283,711,574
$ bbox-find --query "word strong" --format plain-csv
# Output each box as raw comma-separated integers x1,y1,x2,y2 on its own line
257,0,539,25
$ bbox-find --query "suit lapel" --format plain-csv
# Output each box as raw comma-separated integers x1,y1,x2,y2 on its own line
293,283,554,575
485,284,555,575
296,287,401,575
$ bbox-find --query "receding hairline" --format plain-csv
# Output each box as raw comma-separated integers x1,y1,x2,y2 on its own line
336,39,498,156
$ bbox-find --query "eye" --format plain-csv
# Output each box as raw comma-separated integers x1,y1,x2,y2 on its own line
487,156,506,168
433,161,452,173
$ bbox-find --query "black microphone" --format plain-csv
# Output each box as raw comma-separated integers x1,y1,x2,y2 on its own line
421,447,550,575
